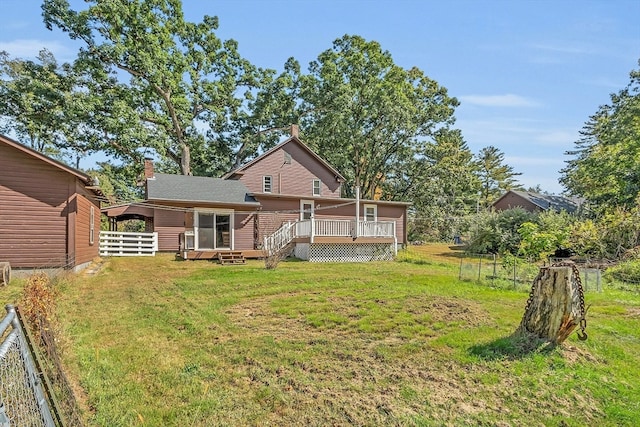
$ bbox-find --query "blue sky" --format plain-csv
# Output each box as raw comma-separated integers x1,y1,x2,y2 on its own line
1,0,638,194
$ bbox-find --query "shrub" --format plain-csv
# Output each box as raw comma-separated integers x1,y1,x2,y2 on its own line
20,272,58,334
604,260,640,284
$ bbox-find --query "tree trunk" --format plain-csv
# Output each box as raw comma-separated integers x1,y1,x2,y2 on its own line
517,263,586,344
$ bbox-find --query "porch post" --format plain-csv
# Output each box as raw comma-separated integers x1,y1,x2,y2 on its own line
310,209,315,244
354,186,360,239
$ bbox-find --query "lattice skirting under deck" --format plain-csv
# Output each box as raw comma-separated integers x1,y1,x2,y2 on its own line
306,243,394,263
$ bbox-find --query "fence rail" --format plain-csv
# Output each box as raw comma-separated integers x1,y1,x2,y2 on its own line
99,231,158,256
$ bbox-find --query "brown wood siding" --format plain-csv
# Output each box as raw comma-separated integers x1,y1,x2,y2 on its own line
254,198,300,242
74,193,101,266
238,142,342,198
493,194,541,212
0,144,71,267
154,208,185,251
234,212,256,250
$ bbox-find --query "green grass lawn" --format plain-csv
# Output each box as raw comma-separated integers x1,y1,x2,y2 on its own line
2,245,639,426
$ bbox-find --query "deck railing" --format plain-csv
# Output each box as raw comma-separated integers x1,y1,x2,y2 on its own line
263,219,396,255
263,222,295,256
99,231,158,256
299,219,396,239
358,221,395,237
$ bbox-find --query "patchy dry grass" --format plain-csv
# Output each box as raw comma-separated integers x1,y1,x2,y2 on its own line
3,245,639,426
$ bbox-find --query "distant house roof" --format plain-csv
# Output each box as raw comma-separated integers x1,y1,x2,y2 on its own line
493,190,582,213
223,136,346,182
147,173,259,205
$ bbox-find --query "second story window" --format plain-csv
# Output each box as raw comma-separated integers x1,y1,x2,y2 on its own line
312,179,321,196
263,176,272,193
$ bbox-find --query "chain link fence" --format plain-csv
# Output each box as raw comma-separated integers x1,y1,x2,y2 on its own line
0,305,58,426
458,254,602,292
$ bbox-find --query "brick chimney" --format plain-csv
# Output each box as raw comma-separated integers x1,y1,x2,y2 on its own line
290,124,299,138
144,158,155,179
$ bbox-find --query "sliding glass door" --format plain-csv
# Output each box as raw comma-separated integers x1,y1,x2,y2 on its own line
196,211,232,250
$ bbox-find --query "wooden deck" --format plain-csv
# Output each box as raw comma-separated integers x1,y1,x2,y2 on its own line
181,250,264,261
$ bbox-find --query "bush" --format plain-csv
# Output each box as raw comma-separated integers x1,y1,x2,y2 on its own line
20,272,58,334
604,260,640,284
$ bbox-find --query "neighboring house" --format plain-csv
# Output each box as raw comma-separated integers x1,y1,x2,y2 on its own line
0,134,103,271
104,130,409,262
492,190,582,214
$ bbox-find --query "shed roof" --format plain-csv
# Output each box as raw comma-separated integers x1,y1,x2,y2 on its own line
147,173,259,205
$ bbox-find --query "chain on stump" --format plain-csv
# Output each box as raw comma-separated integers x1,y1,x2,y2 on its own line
520,261,588,341
552,260,588,341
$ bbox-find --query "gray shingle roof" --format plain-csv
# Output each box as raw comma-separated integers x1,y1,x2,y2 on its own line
147,173,258,205
510,190,582,213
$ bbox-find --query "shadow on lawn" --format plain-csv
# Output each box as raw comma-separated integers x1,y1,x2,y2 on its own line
469,332,556,361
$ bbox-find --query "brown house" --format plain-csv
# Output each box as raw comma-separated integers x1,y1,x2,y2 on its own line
0,134,103,271
104,133,409,262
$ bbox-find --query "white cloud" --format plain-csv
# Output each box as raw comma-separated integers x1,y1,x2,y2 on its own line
528,42,595,56
459,94,540,108
0,39,72,60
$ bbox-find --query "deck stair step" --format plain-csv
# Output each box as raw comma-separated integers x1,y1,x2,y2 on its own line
217,251,246,265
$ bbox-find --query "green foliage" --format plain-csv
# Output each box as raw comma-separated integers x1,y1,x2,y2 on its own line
568,207,640,259
300,35,460,200
518,210,574,261
561,60,640,212
476,146,522,208
42,0,273,176
467,208,537,255
604,259,640,284
0,49,93,165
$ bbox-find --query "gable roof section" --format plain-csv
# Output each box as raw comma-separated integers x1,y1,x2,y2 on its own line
495,190,581,213
0,133,93,184
147,173,259,205
0,134,106,201
223,136,346,182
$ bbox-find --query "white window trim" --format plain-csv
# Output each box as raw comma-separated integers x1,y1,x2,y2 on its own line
312,179,321,196
300,200,314,221
194,209,234,250
89,206,95,245
363,204,377,222
263,175,272,193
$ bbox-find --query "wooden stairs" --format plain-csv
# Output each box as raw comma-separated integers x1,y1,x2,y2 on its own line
217,251,246,265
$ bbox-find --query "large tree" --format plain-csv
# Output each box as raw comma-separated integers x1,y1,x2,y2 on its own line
298,35,460,199
42,0,280,176
0,49,93,165
476,145,522,208
398,128,480,240
561,60,640,211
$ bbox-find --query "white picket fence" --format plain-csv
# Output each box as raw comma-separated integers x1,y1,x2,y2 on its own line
99,231,158,256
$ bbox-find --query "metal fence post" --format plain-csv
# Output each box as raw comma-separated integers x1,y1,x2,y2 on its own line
0,402,10,427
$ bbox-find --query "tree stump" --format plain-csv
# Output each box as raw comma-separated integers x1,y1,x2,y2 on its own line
517,262,587,344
